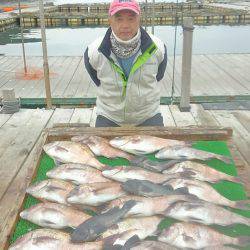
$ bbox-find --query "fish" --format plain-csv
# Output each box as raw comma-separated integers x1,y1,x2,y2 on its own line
163,200,250,226
99,194,198,217
158,222,250,249
162,160,242,184
102,166,169,184
20,202,91,229
9,229,103,250
130,240,180,250
101,216,163,240
156,146,232,164
26,179,75,205
109,135,191,155
121,179,187,197
46,163,112,185
130,156,183,173
164,178,250,210
67,182,126,206
71,200,136,242
43,141,105,170
72,135,133,160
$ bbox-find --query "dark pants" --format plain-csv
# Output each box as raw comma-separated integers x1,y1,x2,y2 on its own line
95,113,164,127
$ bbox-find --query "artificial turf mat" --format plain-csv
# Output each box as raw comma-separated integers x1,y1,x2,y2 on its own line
10,140,250,249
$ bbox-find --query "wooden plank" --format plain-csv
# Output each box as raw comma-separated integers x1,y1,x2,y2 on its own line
0,109,53,200
160,105,176,126
47,126,233,142
231,110,250,133
30,56,70,98
0,110,40,158
205,54,250,92
90,106,97,127
62,57,85,98
0,113,12,128
209,110,250,164
16,56,58,98
46,108,74,128
52,57,82,98
169,105,197,126
190,104,218,126
70,107,93,124
0,131,48,250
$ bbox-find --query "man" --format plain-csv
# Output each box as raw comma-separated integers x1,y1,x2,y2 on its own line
84,0,167,127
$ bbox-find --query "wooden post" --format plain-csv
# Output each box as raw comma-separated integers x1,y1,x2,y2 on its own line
179,17,194,112
151,0,155,34
39,0,52,109
18,0,27,73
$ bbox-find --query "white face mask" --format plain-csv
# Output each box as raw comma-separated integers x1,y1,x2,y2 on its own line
110,29,141,58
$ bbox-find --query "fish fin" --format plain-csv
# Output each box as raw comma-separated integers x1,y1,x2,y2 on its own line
187,216,205,223
129,155,148,165
236,236,250,246
132,149,148,155
217,155,233,164
229,176,243,184
175,187,191,195
95,202,111,214
182,234,196,243
233,200,250,210
178,170,196,179
123,235,141,249
122,200,137,211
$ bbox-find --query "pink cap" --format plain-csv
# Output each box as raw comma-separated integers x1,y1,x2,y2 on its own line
109,0,140,16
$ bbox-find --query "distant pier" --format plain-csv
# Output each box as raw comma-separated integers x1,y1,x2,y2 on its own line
0,2,250,31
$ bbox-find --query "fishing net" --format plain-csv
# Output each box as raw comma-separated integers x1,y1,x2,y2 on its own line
15,67,56,80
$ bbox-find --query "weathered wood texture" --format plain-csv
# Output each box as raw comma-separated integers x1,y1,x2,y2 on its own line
0,105,249,249
0,54,249,98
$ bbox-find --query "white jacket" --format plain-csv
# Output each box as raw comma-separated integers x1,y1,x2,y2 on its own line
84,27,167,125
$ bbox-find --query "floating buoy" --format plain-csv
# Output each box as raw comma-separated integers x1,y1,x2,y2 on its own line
2,7,14,12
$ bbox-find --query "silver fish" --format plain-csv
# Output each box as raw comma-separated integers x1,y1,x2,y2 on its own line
71,200,136,242
100,194,198,218
20,202,91,229
162,160,242,183
46,163,111,185
43,141,105,169
72,135,133,160
131,240,180,250
67,182,126,206
9,229,103,250
158,222,250,249
156,146,232,164
110,135,191,155
164,178,249,210
26,179,75,205
102,166,169,183
163,200,250,226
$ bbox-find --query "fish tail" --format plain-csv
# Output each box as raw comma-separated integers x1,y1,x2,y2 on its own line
236,236,250,246
129,155,148,165
123,200,137,211
233,200,250,210
95,203,111,214
228,176,243,184
185,141,194,147
217,155,233,164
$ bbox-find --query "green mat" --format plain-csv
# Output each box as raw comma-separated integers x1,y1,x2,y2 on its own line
10,140,250,249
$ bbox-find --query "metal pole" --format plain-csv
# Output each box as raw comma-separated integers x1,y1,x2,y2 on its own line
18,0,27,73
38,0,52,109
179,17,194,112
151,0,155,34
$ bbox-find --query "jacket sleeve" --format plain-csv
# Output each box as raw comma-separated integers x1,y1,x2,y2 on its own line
84,47,101,87
156,44,167,82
